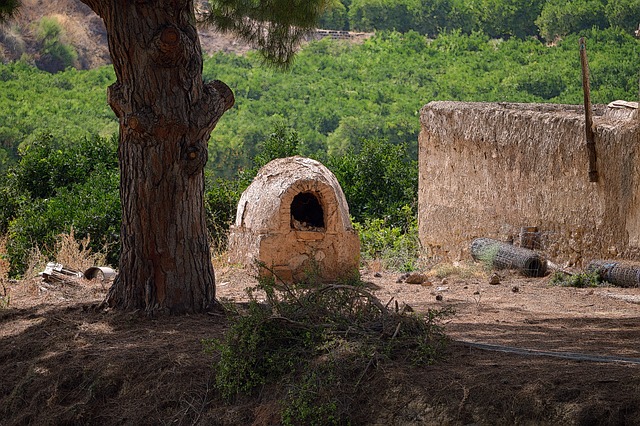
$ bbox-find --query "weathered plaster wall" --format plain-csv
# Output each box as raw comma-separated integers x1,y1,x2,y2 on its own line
419,101,639,266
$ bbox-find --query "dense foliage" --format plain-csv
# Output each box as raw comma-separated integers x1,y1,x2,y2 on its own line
0,61,117,174
2,28,637,179
319,0,640,39
205,28,639,175
0,133,120,273
33,17,79,73
0,28,638,274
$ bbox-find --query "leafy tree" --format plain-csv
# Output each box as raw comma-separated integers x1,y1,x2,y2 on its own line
328,138,417,227
1,133,120,273
318,0,349,30
348,0,420,33
536,0,608,41
605,0,640,34
411,0,477,37
473,0,546,38
34,17,78,73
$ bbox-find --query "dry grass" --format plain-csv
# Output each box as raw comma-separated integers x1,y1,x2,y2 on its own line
0,236,10,308
53,229,108,271
0,235,9,283
21,229,109,282
427,261,487,280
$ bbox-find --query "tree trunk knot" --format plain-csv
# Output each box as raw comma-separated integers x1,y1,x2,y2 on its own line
182,143,207,175
153,25,188,67
211,80,235,111
124,110,156,139
107,83,128,119
159,27,180,51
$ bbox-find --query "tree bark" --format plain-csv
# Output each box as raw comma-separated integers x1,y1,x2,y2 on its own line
82,0,234,314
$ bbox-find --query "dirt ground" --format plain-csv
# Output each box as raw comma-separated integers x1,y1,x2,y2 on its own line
1,261,640,425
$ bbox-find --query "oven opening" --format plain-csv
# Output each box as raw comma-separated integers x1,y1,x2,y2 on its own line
291,192,325,231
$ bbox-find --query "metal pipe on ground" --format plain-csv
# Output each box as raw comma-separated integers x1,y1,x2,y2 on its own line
470,237,548,277
586,260,640,288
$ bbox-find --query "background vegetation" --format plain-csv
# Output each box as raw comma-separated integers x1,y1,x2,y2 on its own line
0,9,638,275
318,0,640,40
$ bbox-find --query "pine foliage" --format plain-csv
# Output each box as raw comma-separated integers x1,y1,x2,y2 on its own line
201,0,329,68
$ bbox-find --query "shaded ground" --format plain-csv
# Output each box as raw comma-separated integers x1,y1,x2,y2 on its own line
2,263,640,425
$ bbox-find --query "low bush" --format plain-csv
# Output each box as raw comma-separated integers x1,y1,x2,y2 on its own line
550,270,602,288
354,204,422,271
1,132,120,275
34,16,78,73
204,272,451,424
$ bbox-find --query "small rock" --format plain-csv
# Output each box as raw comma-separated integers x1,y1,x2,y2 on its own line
473,291,480,295
489,273,501,285
405,273,427,284
374,272,382,278
436,294,443,301
396,273,410,283
441,278,449,286
512,286,520,293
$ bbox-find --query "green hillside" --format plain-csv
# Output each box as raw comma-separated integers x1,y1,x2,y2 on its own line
1,28,637,177
0,27,638,274
204,28,639,176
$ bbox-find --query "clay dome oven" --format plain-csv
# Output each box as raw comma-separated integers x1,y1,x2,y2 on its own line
228,156,360,282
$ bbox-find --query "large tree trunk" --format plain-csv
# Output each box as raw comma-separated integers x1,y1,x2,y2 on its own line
83,0,234,314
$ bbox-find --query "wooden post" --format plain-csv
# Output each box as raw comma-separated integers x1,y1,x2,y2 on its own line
579,37,598,183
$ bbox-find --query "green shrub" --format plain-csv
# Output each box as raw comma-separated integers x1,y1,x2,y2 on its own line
328,138,417,228
550,270,602,288
204,273,450,423
318,0,349,30
12,132,117,199
536,0,608,41
204,173,245,250
354,205,422,271
2,133,120,275
605,0,640,33
7,168,120,274
34,17,78,73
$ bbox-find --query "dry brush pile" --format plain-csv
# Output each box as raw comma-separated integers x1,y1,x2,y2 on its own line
205,267,452,425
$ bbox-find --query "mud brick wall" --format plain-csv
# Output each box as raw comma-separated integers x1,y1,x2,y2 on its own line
418,101,640,266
